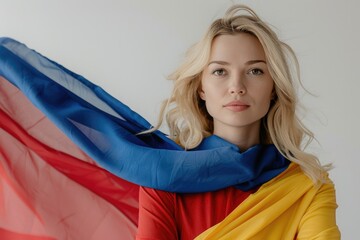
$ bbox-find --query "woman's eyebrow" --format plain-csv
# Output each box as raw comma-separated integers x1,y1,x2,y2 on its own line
208,59,267,66
208,60,230,66
246,59,267,65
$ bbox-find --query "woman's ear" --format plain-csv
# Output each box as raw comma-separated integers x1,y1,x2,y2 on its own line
199,89,206,101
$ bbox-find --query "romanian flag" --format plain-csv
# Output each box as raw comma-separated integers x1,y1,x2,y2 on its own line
0,37,290,239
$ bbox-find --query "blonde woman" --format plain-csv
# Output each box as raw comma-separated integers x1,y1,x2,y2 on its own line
136,5,340,240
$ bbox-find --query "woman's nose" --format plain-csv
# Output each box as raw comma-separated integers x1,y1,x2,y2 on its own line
229,76,246,95
230,88,246,95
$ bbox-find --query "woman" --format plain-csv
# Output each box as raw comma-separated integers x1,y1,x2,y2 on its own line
136,5,340,240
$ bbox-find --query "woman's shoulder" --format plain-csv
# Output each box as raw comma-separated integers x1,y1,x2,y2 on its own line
261,162,335,192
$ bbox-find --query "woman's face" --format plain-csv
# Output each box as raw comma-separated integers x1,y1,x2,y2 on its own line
200,33,274,140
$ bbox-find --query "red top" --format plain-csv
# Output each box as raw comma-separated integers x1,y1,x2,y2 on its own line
136,186,252,240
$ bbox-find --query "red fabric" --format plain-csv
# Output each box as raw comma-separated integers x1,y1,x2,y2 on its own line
136,186,253,240
0,77,139,239
0,228,55,240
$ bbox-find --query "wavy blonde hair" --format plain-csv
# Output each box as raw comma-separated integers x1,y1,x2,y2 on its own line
149,4,329,183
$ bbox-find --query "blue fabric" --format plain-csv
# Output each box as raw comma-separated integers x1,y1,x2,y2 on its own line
0,37,290,192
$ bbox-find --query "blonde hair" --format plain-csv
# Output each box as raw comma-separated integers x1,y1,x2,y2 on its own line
150,4,329,183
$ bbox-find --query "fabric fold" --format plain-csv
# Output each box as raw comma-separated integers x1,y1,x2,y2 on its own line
0,78,138,239
195,164,340,239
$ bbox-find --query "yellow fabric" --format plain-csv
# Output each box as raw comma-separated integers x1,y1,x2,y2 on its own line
195,164,340,240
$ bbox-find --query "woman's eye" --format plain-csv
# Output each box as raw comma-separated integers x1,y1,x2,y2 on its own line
248,68,264,75
212,69,226,76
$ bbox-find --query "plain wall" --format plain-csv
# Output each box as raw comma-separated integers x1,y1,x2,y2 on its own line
1,0,358,238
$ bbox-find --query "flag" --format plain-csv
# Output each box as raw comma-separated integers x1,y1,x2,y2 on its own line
0,37,289,239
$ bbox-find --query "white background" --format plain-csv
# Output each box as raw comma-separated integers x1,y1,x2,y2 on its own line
1,0,358,239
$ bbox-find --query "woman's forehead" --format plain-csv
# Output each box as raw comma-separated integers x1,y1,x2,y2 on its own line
209,34,266,64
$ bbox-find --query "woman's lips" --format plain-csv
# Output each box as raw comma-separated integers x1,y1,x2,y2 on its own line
224,100,250,112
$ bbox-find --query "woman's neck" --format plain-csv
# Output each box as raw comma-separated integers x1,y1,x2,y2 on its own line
213,124,260,151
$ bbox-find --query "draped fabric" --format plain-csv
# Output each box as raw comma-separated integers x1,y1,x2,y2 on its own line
136,186,255,240
0,37,290,193
0,37,291,239
195,164,341,240
0,76,139,239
